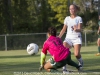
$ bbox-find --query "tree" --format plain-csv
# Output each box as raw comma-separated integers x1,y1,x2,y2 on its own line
12,0,33,33
48,0,69,24
0,0,61,34
4,0,13,33
27,0,53,32
0,0,6,34
48,0,74,23
0,0,13,34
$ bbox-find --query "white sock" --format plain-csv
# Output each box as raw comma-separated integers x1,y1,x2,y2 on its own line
77,57,83,66
62,65,67,71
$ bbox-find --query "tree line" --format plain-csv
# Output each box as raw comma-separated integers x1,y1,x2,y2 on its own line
0,0,98,34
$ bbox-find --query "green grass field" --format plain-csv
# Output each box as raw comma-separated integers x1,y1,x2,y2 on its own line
0,46,100,75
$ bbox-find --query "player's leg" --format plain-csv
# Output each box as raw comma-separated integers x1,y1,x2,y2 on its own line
63,42,70,71
63,42,71,48
44,58,58,72
72,37,83,67
62,38,72,73
62,52,82,73
44,61,58,72
63,38,72,48
73,44,83,67
96,38,100,56
44,58,70,73
67,52,81,70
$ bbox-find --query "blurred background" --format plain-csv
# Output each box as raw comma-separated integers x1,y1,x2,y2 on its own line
0,0,100,50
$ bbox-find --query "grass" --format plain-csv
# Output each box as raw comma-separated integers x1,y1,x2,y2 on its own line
0,46,100,75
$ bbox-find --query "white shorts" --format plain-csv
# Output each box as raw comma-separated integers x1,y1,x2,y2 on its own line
63,37,82,47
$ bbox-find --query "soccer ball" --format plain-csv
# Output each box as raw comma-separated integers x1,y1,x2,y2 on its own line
27,43,39,55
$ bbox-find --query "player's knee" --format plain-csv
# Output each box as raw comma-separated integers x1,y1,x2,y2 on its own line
44,65,48,70
63,42,66,47
63,42,70,48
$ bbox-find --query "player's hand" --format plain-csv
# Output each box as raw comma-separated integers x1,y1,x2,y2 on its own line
71,25,77,32
73,25,77,31
39,65,43,71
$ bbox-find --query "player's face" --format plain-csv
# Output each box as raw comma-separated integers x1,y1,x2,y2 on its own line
69,5,77,15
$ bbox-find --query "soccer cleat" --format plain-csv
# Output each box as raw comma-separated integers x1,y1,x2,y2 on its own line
63,70,70,74
96,53,100,56
78,65,83,73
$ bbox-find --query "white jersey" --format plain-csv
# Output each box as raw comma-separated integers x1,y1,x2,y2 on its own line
64,16,82,39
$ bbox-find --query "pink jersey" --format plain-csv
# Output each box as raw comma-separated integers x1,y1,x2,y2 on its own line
42,36,70,62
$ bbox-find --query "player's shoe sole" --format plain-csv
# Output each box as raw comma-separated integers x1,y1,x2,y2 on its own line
63,70,70,74
78,65,83,73
96,53,100,56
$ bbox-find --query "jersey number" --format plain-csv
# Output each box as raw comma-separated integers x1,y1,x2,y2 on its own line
53,40,61,46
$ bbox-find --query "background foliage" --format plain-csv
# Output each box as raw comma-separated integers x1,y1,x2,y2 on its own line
0,0,99,34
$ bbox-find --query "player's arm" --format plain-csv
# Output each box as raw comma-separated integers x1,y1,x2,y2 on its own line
40,52,46,66
73,23,82,32
97,26,100,35
39,52,46,71
39,42,48,71
39,51,46,71
73,17,83,32
58,25,67,38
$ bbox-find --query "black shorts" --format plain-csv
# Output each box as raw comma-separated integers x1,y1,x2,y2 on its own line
47,53,71,69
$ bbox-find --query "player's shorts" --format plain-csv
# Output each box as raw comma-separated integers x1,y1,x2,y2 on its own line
46,53,71,69
63,36,82,47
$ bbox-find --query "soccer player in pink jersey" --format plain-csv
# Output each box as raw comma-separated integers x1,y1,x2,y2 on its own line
39,27,81,73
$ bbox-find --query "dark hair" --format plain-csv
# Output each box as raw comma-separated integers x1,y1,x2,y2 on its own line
71,4,80,11
47,27,56,36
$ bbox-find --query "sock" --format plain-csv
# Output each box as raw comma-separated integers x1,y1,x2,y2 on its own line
62,65,67,71
98,46,100,53
77,57,83,66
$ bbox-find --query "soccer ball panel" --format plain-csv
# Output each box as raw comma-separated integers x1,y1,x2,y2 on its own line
27,43,39,55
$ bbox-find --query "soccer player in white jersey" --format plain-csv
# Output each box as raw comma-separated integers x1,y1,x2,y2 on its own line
58,4,83,73
96,16,100,56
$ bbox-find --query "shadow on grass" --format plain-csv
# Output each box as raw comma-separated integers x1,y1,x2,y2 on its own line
0,54,51,59
71,51,97,55
82,57,100,72
0,58,100,73
0,62,40,72
81,51,97,54
0,54,43,59
0,52,99,73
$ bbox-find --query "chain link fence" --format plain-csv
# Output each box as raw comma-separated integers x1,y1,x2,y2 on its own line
0,31,98,51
